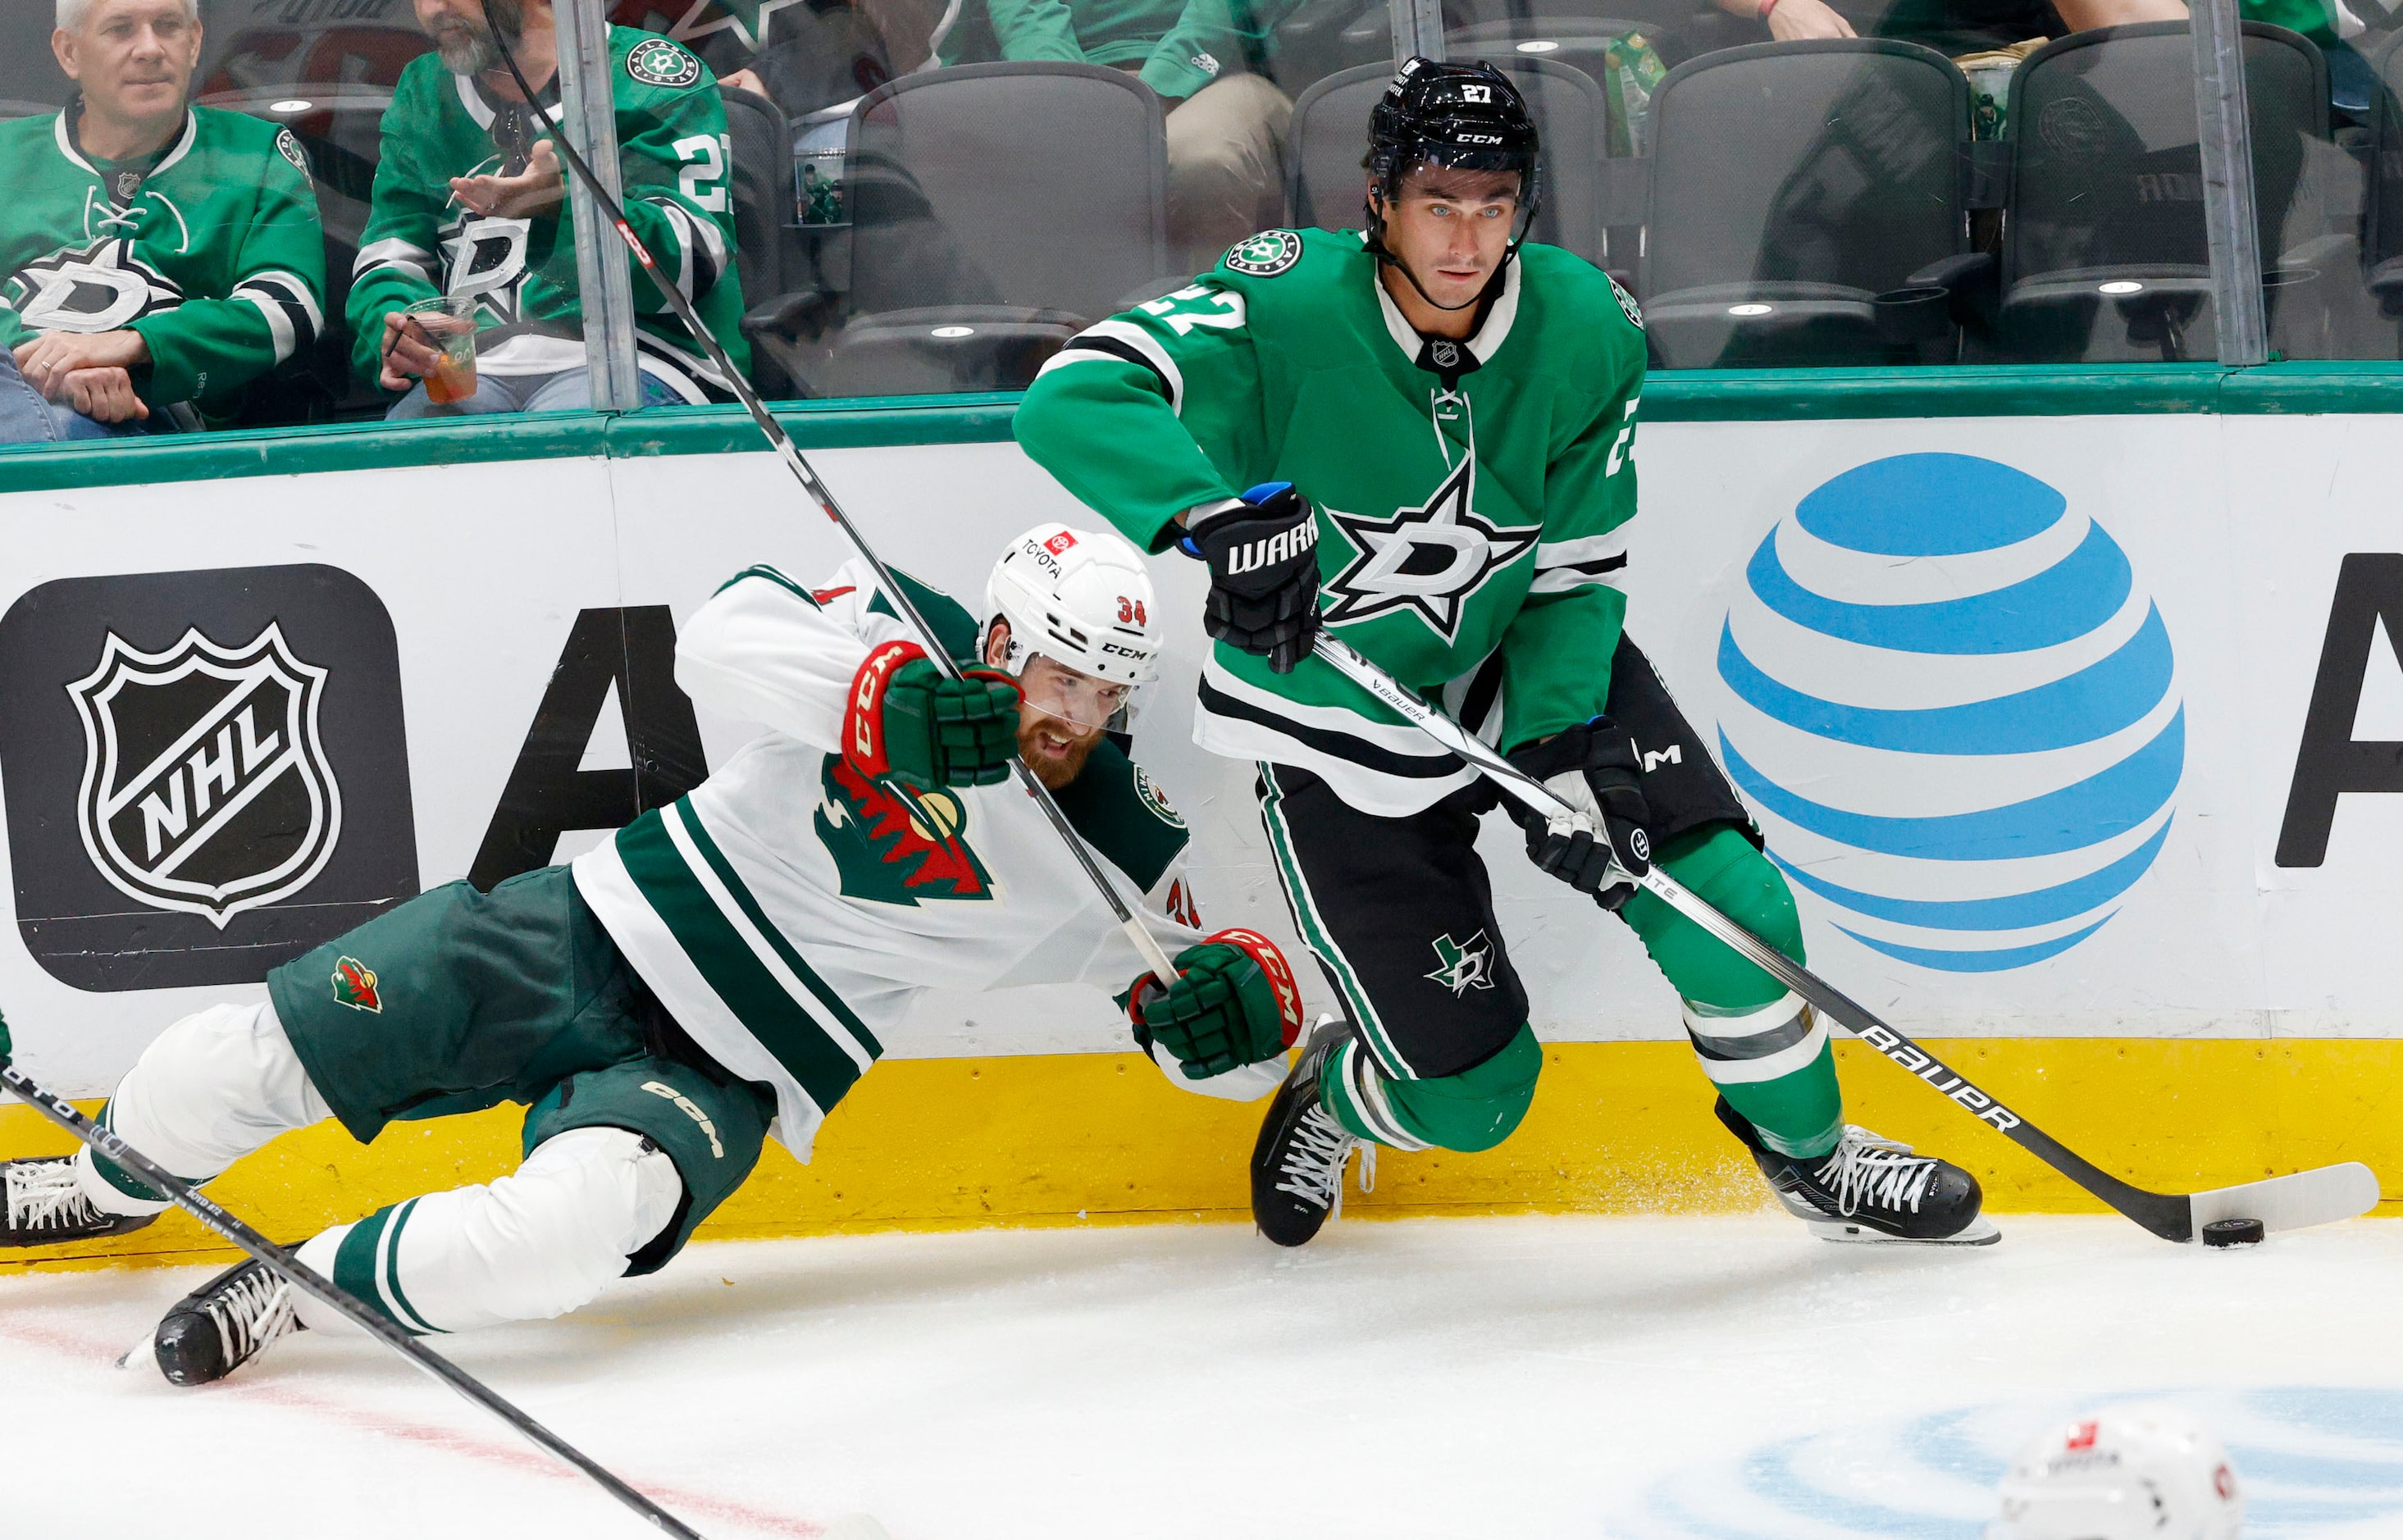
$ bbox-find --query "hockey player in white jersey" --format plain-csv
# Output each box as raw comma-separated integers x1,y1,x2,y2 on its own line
0,525,1302,1383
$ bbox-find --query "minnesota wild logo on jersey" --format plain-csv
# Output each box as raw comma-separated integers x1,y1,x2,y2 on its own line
813,756,994,905
1320,452,1539,643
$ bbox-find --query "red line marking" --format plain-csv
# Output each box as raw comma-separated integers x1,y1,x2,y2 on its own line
0,1313,827,1537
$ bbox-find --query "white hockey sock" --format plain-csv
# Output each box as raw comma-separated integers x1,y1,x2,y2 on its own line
75,1001,335,1217
292,1128,684,1336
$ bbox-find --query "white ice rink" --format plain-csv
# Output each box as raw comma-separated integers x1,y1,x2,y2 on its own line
3,1214,2400,1538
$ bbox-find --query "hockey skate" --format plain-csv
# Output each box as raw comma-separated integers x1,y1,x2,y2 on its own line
1716,1097,1999,1246
1251,1017,1375,1248
153,1260,305,1384
1,1156,159,1247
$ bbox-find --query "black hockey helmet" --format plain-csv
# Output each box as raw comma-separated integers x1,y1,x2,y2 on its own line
1361,57,1543,308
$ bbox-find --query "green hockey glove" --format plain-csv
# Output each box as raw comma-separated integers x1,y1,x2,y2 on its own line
0,1008,11,1064
843,640,1021,791
1128,928,1306,1079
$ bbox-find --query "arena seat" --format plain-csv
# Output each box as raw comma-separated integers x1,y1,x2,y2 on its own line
1639,39,1973,369
1287,57,1607,262
718,85,810,397
771,62,1169,398
2342,27,2403,355
1995,21,2328,362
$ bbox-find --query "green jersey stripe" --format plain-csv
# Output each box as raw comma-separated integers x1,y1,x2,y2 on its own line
675,799,882,1058
713,563,818,604
617,809,864,1112
379,1197,444,1335
1258,764,1406,1073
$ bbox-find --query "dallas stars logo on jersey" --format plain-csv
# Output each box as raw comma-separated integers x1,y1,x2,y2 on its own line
1425,931,1494,996
814,755,994,905
1321,454,1539,643
7,239,182,335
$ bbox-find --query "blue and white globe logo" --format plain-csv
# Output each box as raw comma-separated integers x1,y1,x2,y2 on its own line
1715,453,2182,973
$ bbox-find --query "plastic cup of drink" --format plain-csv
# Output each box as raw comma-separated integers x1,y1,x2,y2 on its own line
403,294,478,404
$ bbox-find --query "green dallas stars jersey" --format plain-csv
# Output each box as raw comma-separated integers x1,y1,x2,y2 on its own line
1016,226,1647,818
0,107,326,417
347,28,746,401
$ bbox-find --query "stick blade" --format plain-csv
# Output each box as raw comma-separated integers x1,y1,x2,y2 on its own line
820,1516,895,1540
2186,1161,2381,1241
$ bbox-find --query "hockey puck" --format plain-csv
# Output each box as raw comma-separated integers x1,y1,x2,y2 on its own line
2201,1217,2265,1248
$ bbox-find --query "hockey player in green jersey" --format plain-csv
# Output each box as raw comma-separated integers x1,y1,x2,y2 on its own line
1,0,326,441
1016,58,1995,1249
351,0,746,413
0,526,1302,1383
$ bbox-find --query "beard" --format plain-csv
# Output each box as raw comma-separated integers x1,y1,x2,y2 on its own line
1018,710,1102,790
431,0,523,73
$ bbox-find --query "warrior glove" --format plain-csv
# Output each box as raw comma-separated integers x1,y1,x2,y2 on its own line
1505,719,1653,909
1128,928,1307,1079
843,640,1020,792
1180,482,1322,675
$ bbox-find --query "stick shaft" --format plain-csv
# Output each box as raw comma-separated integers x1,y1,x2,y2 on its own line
1309,631,2196,1240
499,41,1177,987
0,1062,707,1536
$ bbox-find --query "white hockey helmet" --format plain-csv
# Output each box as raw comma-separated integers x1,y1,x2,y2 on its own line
983,523,1162,688
1988,1407,2243,1540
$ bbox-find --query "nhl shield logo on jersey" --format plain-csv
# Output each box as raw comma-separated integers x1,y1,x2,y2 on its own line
1424,931,1494,996
814,756,994,905
8,239,183,334
1321,454,1539,642
67,622,341,930
1224,230,1302,277
627,37,702,88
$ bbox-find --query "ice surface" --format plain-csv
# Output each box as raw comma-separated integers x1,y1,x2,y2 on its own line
3,1214,2399,1538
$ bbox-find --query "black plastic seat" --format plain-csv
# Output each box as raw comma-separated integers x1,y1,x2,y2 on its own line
1287,57,1607,262
1640,39,1972,367
782,63,1170,398
1997,21,2328,362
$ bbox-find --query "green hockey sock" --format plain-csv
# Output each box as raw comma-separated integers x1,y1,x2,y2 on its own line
1321,1027,1543,1154
1621,826,1843,1160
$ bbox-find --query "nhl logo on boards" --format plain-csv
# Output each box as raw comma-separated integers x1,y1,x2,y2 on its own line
626,37,701,89
68,622,340,928
0,563,418,992
1224,230,1302,277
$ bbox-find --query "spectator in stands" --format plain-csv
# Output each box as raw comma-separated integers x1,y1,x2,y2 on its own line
970,0,1293,266
0,0,326,445
353,0,746,416
1717,0,2180,51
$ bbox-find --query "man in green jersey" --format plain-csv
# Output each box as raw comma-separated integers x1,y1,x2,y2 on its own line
1019,59,1996,1250
353,0,746,414
1,0,326,442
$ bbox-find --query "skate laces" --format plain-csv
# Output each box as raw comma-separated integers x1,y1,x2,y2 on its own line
1276,1105,1371,1218
4,1160,102,1234
1815,1127,1939,1217
204,1266,299,1368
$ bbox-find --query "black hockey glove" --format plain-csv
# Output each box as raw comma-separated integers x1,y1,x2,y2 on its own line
1505,719,1652,909
1179,481,1321,675
1127,929,1306,1080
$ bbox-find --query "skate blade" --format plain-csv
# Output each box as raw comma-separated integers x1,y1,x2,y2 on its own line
1805,1214,2001,1246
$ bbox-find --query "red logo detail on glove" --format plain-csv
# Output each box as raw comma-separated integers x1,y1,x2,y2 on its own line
842,639,928,781
1205,927,1307,1047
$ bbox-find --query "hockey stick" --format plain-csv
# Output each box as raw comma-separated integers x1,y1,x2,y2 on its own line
1310,631,2382,1245
487,21,1177,987
0,1055,711,1539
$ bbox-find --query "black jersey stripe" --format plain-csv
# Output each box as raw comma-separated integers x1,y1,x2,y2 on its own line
1059,335,1171,402
1536,553,1629,576
1197,677,1462,778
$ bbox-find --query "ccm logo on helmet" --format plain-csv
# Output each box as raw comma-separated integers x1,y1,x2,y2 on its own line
1457,133,1504,144
1225,521,1317,575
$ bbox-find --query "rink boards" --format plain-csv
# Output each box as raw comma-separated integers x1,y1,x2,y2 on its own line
2,389,2400,1263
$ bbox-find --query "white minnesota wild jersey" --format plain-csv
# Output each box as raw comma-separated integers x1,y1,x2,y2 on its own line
572,559,1267,1157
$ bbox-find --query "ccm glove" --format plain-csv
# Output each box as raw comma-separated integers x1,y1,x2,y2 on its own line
1505,719,1653,909
843,640,1021,792
1128,928,1307,1079
1179,481,1321,675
